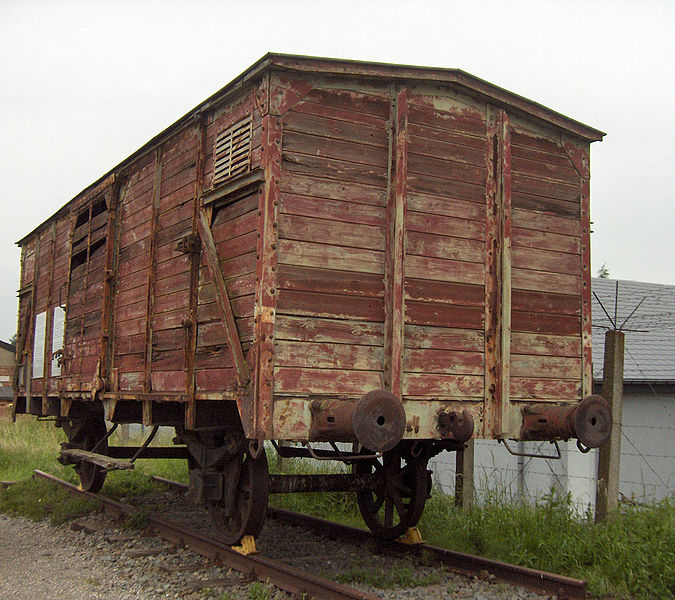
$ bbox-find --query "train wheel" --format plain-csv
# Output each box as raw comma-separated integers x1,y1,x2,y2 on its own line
355,445,428,540
65,415,108,493
207,449,270,545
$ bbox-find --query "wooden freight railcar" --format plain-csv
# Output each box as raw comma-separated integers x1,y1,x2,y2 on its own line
13,54,611,543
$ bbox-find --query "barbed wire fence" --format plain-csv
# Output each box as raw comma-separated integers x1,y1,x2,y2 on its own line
429,286,675,506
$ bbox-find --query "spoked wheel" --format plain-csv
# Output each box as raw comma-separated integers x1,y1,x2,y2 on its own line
355,444,429,539
65,415,108,493
207,449,270,545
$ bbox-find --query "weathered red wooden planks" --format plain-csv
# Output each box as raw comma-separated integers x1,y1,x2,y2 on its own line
15,58,598,442
274,367,384,396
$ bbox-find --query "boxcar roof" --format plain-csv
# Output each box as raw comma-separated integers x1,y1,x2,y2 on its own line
18,52,605,245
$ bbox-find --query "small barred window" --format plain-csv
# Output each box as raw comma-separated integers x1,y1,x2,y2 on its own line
213,116,252,185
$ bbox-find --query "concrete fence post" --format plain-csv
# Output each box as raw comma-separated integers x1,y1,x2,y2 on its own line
595,328,624,522
455,439,475,510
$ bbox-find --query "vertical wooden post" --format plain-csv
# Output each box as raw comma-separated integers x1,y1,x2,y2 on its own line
455,440,475,510
254,82,281,440
384,86,408,396
42,222,57,413
144,147,163,397
186,119,207,430
595,329,624,522
119,423,130,443
101,178,124,396
484,106,512,438
498,111,512,436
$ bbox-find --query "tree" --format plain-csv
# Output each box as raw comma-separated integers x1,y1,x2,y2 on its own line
8,333,17,345
597,263,610,279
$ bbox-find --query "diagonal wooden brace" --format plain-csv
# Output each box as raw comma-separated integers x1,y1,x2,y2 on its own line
197,209,249,387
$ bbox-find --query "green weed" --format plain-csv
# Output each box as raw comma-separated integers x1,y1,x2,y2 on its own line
122,507,150,531
247,580,278,600
0,416,72,482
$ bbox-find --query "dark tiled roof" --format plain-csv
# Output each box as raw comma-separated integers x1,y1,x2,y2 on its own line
0,341,15,354
592,278,675,382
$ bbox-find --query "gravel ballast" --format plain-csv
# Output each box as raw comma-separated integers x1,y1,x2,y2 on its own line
0,488,553,600
0,512,263,600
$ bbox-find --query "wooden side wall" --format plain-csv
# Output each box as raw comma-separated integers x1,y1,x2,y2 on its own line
17,85,263,410
508,122,584,404
274,79,390,396
112,88,262,397
273,79,491,405
193,94,262,394
402,90,487,401
272,75,590,438
15,68,591,439
113,151,156,391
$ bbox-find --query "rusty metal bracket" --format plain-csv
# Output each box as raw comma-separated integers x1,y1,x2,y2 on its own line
303,442,382,463
270,440,376,463
248,438,264,459
176,233,201,254
576,439,592,454
129,425,159,464
271,440,381,463
91,422,118,454
499,438,561,460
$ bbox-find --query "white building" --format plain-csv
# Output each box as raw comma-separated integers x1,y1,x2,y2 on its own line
431,278,675,509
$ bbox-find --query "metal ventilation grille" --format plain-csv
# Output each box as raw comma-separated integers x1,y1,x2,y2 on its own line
213,116,252,184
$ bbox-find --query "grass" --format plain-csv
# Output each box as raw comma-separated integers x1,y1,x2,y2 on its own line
271,455,674,600
0,415,187,523
246,581,280,600
0,477,101,523
0,415,72,482
267,453,364,528
1,417,672,599
418,488,675,599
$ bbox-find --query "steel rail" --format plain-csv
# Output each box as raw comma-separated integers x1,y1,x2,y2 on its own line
150,475,586,600
33,470,381,600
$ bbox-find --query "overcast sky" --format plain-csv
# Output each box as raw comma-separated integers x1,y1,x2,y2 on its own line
0,0,673,341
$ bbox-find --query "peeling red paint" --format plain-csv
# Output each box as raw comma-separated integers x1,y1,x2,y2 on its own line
14,57,600,446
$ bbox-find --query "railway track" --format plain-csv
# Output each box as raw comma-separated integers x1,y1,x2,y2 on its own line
34,469,586,600
150,475,587,600
34,470,379,600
